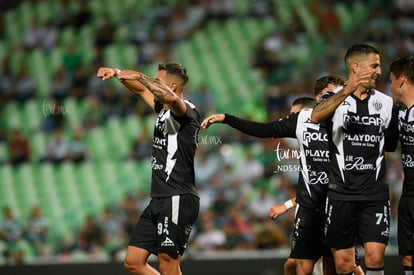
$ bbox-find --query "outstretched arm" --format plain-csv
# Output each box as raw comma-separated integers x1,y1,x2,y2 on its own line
97,68,186,115
201,113,296,138
268,197,296,220
310,87,354,124
123,70,186,116
201,113,225,128
97,67,156,111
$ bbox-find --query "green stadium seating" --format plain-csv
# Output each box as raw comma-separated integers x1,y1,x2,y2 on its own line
59,27,76,49
16,2,34,38
105,117,130,156
334,3,353,33
3,11,21,48
273,0,292,28
77,25,95,66
0,165,19,215
28,51,50,97
121,114,142,142
33,1,50,24
85,127,108,160
0,0,381,259
103,44,122,68
63,98,81,128
46,47,64,75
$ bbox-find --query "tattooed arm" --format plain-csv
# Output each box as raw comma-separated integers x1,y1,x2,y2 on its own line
97,67,156,110
131,71,187,116
96,67,186,115
310,87,352,124
310,68,374,124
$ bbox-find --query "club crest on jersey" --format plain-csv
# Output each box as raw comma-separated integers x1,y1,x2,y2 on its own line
372,100,383,111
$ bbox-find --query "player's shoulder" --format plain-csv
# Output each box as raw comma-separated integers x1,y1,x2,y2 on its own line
297,108,320,127
369,89,394,114
370,89,393,102
184,100,197,109
184,100,200,121
297,108,313,119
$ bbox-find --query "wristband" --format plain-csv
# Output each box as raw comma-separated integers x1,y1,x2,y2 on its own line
284,199,294,210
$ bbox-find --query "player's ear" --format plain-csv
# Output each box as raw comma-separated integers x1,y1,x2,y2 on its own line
351,62,359,74
400,76,405,88
170,82,178,92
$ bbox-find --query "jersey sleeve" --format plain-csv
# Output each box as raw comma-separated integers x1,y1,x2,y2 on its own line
171,101,200,124
223,113,298,138
384,104,400,152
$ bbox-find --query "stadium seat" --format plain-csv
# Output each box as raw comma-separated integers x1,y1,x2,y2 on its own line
25,99,42,131
37,163,64,223
9,49,24,75
4,102,22,130
31,164,48,201
105,117,130,157
16,2,34,38
334,3,353,33
59,27,76,49
3,11,21,48
0,165,19,216
273,0,292,28
104,44,120,65
0,40,5,63
121,44,139,69
63,98,82,128
46,47,64,75
93,161,117,201
78,162,104,209
33,0,53,24
15,163,38,208
27,50,51,97
85,127,108,160
122,114,142,141
291,0,317,36
77,25,95,66
175,40,203,88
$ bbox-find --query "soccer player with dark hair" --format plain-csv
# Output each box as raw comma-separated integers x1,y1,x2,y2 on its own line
97,63,200,275
201,74,363,274
387,55,414,275
311,44,394,275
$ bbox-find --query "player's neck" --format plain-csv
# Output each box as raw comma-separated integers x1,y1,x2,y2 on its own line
403,98,414,109
353,87,369,100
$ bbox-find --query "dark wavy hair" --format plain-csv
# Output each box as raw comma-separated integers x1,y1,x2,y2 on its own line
158,63,189,85
314,74,345,96
389,55,414,83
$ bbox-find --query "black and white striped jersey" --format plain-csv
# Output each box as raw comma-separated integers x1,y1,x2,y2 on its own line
150,101,200,198
397,105,414,196
323,88,394,201
224,109,330,209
